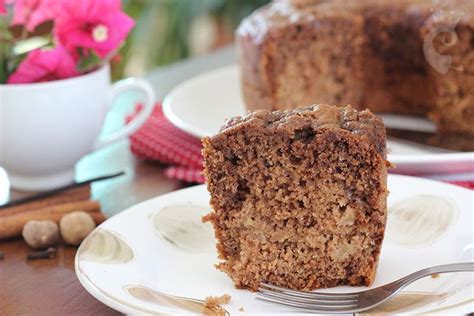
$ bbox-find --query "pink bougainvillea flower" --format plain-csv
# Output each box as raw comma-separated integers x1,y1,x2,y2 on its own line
0,0,7,14
11,0,58,31
55,0,135,59
7,45,79,84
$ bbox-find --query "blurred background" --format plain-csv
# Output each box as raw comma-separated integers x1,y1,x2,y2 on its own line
115,0,270,79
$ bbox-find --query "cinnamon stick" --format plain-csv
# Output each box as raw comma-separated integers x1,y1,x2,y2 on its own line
0,200,103,239
0,185,91,217
88,212,107,225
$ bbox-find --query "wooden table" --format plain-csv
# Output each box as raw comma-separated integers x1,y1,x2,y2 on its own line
0,141,186,315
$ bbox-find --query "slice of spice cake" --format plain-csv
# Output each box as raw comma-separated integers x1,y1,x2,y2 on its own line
202,104,389,291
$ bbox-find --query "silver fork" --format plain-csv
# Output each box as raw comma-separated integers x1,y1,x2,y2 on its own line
257,262,474,314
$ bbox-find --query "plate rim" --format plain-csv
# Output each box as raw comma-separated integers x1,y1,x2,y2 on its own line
75,258,138,315
75,175,473,314
75,185,209,315
162,65,474,168
162,65,238,139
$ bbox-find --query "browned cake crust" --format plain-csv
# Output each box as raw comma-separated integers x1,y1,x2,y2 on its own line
203,104,389,291
237,0,474,135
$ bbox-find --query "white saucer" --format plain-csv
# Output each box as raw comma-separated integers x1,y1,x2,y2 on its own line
76,175,474,315
163,65,474,175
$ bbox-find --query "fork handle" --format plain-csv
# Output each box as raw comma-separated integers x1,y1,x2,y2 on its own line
401,262,474,285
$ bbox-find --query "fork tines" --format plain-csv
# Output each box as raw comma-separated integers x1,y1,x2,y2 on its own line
257,283,359,314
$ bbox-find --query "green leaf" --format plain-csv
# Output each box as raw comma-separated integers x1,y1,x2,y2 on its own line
0,17,12,83
77,50,102,73
6,51,27,75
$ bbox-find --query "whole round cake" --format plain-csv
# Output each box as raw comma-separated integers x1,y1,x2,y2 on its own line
237,0,474,135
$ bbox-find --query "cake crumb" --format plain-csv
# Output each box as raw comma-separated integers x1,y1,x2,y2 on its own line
431,273,440,279
239,307,245,312
204,294,231,307
203,294,231,315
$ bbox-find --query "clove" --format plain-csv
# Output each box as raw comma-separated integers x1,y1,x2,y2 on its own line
26,247,57,260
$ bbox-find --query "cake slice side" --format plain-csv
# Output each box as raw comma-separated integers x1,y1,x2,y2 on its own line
203,104,389,291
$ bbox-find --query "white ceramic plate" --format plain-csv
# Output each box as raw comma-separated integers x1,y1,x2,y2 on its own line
163,65,474,175
76,175,474,315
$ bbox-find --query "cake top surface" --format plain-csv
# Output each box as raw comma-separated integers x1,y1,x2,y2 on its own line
218,104,386,155
237,0,474,42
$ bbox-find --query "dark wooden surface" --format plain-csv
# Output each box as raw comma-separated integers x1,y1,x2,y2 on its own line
0,141,185,315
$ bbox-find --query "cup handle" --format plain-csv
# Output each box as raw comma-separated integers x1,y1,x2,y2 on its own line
93,77,155,150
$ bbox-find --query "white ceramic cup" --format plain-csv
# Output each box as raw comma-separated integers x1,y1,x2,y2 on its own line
0,64,155,191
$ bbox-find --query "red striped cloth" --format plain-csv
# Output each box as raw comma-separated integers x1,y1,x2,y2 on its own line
127,103,474,190
447,181,474,190
126,103,204,183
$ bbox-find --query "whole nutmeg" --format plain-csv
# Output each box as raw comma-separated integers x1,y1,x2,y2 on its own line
60,211,96,246
22,220,60,249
